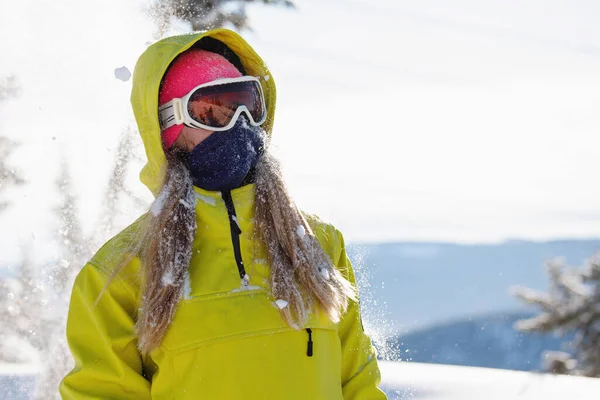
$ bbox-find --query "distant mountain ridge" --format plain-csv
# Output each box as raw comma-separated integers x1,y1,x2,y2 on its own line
382,311,572,371
348,239,600,333
346,239,599,371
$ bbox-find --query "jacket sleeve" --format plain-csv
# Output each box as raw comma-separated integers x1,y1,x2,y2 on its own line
59,261,152,399
335,232,388,400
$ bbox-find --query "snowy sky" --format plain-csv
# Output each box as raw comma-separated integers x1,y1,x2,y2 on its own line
1,0,600,266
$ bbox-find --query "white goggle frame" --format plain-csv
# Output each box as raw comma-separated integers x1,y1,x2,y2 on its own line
158,76,267,132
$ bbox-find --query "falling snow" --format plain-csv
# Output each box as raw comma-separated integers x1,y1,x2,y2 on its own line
114,66,132,82
275,299,288,309
183,273,192,299
230,274,261,293
150,186,170,216
161,270,174,286
319,267,330,280
195,192,216,206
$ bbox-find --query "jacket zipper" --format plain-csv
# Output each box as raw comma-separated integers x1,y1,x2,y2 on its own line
221,190,246,279
306,328,313,357
223,191,314,358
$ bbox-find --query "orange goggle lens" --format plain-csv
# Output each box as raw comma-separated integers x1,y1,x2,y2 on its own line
187,80,265,128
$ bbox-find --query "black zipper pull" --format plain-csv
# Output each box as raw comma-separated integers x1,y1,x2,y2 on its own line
221,190,246,279
306,328,313,357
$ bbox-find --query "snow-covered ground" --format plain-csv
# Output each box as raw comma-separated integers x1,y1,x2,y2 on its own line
379,361,600,399
0,363,38,400
2,361,599,399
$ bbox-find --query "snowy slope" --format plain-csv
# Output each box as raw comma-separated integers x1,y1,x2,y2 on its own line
379,361,600,400
2,361,599,399
0,363,38,400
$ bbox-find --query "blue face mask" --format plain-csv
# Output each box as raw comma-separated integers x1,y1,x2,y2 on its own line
185,119,266,192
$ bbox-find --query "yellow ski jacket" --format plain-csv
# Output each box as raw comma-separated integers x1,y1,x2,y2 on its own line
59,29,386,399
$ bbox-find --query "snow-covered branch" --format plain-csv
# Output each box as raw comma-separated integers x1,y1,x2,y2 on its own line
149,0,296,37
514,256,600,377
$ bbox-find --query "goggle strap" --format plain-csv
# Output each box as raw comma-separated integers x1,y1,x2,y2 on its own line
158,99,184,130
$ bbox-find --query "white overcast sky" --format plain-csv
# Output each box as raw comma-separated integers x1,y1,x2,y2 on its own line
0,0,599,265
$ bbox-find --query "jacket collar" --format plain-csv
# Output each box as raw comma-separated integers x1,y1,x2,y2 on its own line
192,184,255,240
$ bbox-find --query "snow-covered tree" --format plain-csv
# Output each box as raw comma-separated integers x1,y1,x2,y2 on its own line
150,0,295,36
512,256,600,377
36,141,148,398
52,159,90,293
0,75,30,364
0,76,24,213
0,244,47,364
0,75,18,102
0,137,25,213
93,126,147,249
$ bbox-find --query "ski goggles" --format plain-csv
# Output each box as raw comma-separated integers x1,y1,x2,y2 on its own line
158,76,267,132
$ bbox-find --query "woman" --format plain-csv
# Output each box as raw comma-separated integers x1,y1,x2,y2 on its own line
60,29,386,399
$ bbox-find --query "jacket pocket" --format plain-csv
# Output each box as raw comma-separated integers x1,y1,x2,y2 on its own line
154,292,343,400
160,290,281,355
159,290,337,355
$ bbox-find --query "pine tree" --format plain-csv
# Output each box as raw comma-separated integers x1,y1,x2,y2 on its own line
150,0,295,37
53,159,90,293
15,244,47,352
0,245,45,364
0,75,18,102
93,126,147,250
0,76,24,213
513,256,600,377
0,76,29,364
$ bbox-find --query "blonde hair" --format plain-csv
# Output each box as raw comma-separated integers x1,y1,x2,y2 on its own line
102,147,356,355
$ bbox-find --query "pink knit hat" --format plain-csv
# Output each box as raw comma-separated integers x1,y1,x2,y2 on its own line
159,49,243,149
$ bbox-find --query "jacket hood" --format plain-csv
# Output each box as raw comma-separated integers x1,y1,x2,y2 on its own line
130,29,277,196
